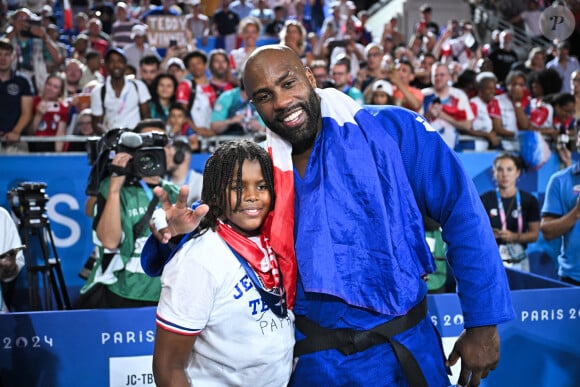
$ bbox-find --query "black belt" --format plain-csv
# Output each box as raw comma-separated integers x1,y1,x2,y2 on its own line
294,297,428,387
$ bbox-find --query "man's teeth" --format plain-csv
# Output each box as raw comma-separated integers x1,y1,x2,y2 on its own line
284,110,301,122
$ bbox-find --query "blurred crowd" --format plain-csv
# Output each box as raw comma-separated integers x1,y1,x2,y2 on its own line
0,0,578,164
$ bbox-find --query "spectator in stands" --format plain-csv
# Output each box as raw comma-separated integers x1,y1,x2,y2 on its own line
489,30,519,85
572,70,580,120
407,16,437,57
488,70,531,151
249,0,274,34
331,57,364,105
210,72,265,135
212,0,240,53
184,0,210,48
467,72,502,151
6,8,62,92
74,119,180,309
353,43,383,94
29,73,68,152
149,73,178,123
207,49,236,102
418,3,439,37
229,17,261,76
454,69,477,99
264,4,286,38
422,62,474,150
412,52,435,89
66,108,95,152
530,93,575,148
125,25,161,76
111,2,141,49
480,153,540,272
435,20,478,70
61,11,89,45
45,24,66,73
279,20,309,64
183,50,215,105
541,125,580,285
291,0,313,34
546,41,580,94
0,206,25,313
174,52,213,137
511,46,546,91
380,33,396,58
0,38,33,153
138,54,162,93
229,0,255,19
365,79,394,105
64,58,86,96
80,51,104,87
328,34,365,79
309,59,331,88
71,33,89,63
529,68,563,102
86,18,110,59
91,0,115,35
388,58,424,112
508,0,545,45
166,104,200,149
382,17,404,48
165,136,203,206
90,48,151,134
320,2,344,41
165,57,185,81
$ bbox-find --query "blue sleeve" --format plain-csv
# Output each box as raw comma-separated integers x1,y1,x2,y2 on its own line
541,172,565,216
367,106,515,327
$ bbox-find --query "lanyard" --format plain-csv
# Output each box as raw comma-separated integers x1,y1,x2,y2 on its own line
496,188,523,233
138,179,154,201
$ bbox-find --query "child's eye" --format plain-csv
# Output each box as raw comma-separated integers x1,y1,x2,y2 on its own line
231,185,243,192
257,184,268,191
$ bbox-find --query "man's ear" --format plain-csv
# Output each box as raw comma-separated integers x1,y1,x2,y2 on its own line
304,67,318,88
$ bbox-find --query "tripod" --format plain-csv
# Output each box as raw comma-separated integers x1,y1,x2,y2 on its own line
20,215,71,311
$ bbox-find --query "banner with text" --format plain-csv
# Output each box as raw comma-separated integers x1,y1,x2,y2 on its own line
1,287,579,386
146,16,189,48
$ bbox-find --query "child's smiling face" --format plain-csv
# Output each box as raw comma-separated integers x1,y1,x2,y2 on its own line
225,159,272,237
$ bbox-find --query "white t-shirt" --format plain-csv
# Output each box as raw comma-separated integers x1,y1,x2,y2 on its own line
469,96,493,151
90,76,151,132
0,207,25,313
191,84,212,129
488,93,520,151
157,230,295,387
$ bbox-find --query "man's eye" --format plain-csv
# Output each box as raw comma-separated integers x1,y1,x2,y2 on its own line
283,79,296,88
254,94,271,104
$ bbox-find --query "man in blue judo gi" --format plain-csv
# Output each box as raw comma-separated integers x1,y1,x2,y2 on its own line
145,45,514,387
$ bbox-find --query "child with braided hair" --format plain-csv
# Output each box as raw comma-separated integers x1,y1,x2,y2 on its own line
151,140,295,387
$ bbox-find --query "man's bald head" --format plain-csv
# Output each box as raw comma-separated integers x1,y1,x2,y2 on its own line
243,44,307,94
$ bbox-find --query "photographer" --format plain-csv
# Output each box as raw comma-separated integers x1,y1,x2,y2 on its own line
0,207,25,313
75,119,179,309
6,8,62,92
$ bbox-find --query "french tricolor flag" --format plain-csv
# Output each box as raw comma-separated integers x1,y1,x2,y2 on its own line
266,129,297,308
63,0,73,30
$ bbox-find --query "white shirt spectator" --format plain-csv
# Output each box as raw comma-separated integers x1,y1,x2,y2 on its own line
90,76,151,131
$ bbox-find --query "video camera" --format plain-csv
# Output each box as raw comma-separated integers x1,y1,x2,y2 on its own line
86,128,168,196
7,182,49,227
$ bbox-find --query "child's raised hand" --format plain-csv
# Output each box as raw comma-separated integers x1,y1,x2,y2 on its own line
151,185,209,243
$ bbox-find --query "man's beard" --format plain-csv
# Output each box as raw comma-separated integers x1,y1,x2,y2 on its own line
263,86,321,155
